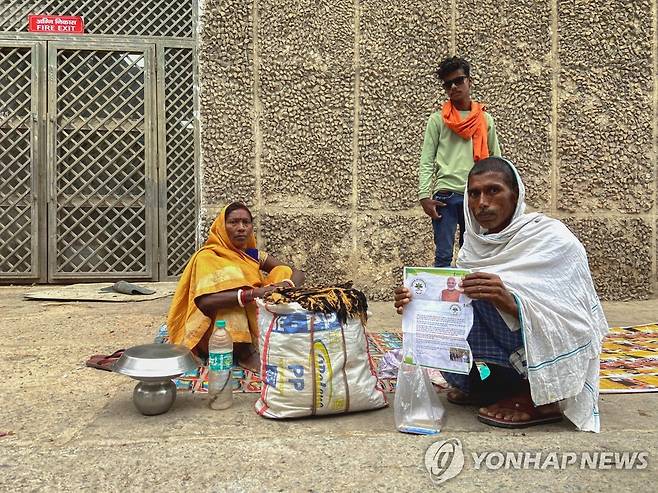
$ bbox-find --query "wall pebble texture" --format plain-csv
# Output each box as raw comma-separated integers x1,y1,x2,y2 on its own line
199,0,658,300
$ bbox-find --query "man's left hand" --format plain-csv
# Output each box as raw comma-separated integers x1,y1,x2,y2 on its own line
460,272,517,316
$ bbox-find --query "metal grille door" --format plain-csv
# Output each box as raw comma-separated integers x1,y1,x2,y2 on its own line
159,46,196,278
0,41,42,280
1,37,196,283
1,1,197,283
48,44,157,279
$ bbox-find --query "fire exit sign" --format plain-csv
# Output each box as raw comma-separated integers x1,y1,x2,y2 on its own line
28,15,84,34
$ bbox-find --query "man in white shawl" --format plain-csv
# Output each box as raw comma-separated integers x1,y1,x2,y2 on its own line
394,157,608,432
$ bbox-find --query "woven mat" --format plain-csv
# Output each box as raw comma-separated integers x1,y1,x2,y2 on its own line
167,322,658,394
25,282,177,302
171,330,403,394
365,325,658,394
600,323,658,394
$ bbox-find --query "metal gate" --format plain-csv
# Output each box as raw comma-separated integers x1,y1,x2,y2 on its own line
49,43,156,279
0,40,43,281
0,38,197,282
158,45,197,279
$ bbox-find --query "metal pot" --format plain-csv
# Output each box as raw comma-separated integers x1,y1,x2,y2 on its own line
114,343,199,416
133,379,177,416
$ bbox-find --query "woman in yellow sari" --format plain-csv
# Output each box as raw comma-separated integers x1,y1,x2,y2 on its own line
167,202,305,370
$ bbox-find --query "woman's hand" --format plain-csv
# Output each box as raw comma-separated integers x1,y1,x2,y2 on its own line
460,272,517,316
254,281,291,298
252,285,277,299
270,281,293,290
393,287,412,315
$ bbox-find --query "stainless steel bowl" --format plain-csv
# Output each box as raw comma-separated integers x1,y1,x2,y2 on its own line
114,343,198,381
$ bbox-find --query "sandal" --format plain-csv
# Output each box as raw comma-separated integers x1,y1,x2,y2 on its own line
477,392,563,429
85,349,125,371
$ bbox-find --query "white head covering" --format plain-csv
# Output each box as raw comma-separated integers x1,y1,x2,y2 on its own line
457,157,608,432
459,156,540,260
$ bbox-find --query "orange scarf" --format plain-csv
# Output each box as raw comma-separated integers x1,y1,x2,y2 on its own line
167,206,280,348
442,100,489,162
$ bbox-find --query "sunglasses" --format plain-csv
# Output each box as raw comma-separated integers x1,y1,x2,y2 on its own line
442,75,468,90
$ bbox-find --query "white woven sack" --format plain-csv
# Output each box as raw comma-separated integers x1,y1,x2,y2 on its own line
254,300,387,418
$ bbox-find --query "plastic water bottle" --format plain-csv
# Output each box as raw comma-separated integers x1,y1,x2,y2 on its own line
208,320,233,410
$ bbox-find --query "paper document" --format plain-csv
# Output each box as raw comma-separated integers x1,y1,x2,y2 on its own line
402,267,474,375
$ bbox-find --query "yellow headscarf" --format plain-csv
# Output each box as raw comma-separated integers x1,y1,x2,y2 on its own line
166,204,265,348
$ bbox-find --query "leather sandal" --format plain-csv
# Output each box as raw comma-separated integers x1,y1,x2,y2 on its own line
85,349,125,371
477,392,563,429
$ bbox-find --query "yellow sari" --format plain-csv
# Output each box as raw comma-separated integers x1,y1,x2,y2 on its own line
167,205,292,349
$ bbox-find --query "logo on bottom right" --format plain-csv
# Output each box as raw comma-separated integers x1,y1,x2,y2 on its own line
424,438,650,484
424,438,465,484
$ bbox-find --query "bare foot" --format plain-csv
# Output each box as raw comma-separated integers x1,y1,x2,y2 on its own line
447,388,474,404
234,344,260,372
478,394,561,425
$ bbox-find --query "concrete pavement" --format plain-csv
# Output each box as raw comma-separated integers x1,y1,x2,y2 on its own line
1,287,656,491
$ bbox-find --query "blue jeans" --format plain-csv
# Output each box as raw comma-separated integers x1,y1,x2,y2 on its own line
431,191,465,267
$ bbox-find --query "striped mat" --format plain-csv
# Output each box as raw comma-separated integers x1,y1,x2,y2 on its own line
159,323,658,394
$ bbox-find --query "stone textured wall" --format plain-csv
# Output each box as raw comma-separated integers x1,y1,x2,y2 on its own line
198,0,658,301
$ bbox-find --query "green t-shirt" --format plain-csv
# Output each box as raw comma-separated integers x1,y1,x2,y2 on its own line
418,110,501,199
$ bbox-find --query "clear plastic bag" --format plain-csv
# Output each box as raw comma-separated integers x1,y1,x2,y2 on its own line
394,361,445,435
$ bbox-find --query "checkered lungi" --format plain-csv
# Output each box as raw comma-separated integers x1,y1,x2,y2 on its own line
441,300,525,393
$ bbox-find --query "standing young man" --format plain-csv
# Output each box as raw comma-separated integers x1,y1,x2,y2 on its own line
418,56,501,267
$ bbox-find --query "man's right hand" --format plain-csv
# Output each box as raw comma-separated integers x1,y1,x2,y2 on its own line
420,198,445,219
393,286,412,315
